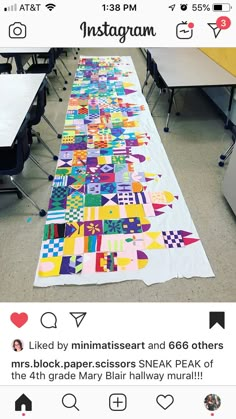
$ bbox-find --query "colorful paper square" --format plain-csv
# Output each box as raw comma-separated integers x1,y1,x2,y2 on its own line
84,220,103,236
99,205,120,220
60,255,83,274
42,238,64,258
38,257,62,277
84,194,102,207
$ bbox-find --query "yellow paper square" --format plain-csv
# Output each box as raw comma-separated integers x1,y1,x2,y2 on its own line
38,257,62,277
99,205,120,220
63,238,76,255
125,204,145,218
97,156,112,165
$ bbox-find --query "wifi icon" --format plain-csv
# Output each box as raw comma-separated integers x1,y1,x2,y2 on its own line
45,3,56,11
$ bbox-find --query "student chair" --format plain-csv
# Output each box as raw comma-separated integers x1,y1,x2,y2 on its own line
146,61,179,121
145,60,166,101
26,49,63,102
150,62,168,115
55,48,72,76
54,48,72,82
0,53,14,64
72,48,80,60
0,62,12,74
28,80,61,160
142,50,153,93
0,118,53,217
145,58,156,101
37,48,69,86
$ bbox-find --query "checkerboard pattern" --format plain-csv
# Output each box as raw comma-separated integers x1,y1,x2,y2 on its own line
162,231,185,248
42,238,64,257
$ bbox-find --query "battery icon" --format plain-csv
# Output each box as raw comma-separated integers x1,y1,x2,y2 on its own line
213,3,232,11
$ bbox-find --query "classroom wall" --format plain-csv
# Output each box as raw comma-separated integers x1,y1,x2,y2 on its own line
200,48,236,76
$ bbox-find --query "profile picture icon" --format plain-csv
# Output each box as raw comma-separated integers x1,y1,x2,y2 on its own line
12,339,23,352
204,394,221,412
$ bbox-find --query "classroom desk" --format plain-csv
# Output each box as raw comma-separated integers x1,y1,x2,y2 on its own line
148,48,236,132
0,73,45,148
0,48,50,73
0,73,46,196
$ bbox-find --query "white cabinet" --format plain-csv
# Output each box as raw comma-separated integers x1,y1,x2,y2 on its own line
223,144,236,215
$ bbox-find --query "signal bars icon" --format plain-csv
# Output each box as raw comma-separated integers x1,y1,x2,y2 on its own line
4,3,17,11
4,3,56,11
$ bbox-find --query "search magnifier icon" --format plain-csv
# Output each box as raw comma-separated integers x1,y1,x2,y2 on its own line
62,393,80,411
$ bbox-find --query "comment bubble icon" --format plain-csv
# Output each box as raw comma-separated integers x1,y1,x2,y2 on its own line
40,312,57,329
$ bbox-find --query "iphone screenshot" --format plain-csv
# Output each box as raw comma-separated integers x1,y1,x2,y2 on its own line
0,1,235,417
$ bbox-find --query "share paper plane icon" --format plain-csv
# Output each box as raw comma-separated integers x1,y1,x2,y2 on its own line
208,16,231,38
70,312,86,328
208,23,222,38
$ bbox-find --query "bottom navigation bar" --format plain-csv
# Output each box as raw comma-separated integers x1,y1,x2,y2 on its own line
2,386,234,418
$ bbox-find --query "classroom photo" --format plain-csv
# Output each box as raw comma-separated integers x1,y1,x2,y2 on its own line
0,47,235,302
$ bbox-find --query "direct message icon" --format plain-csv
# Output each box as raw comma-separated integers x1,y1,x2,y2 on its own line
156,394,174,410
70,312,86,328
208,16,231,38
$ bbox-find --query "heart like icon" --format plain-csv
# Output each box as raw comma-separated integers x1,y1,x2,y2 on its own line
10,312,28,328
156,394,174,410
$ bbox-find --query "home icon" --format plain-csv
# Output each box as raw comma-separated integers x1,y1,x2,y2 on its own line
15,394,32,412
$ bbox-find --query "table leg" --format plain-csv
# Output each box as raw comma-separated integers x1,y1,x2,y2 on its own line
225,87,234,129
0,188,22,199
164,88,174,133
14,54,24,74
32,54,38,64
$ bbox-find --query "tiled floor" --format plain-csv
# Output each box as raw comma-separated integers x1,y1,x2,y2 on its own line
0,48,235,302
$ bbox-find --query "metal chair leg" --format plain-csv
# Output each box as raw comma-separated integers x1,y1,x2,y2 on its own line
10,176,47,216
142,71,150,93
46,76,63,102
31,129,58,161
219,128,236,166
224,143,234,158
146,80,156,101
58,57,72,76
29,154,54,181
53,67,66,90
42,115,62,139
72,48,77,60
164,89,175,133
151,89,162,115
55,64,68,85
219,142,235,161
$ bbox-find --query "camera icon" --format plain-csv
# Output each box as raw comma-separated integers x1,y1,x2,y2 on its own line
9,22,27,39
